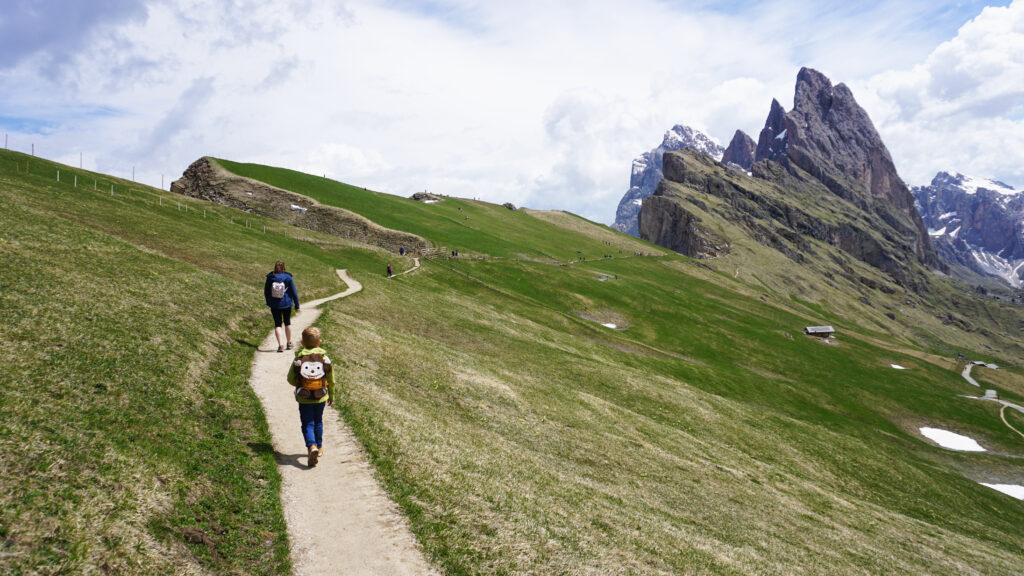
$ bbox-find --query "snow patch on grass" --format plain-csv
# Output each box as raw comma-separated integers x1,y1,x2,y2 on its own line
979,483,1024,500
919,427,985,451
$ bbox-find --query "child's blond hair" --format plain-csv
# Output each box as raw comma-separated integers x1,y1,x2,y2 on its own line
301,326,322,349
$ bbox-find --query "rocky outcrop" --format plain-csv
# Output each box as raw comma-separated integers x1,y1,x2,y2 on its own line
721,130,756,171
914,171,1024,287
638,193,729,259
747,68,942,271
171,157,428,253
411,192,442,203
641,144,931,290
613,125,724,236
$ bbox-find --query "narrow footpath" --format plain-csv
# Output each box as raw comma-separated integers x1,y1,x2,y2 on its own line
248,269,437,576
391,257,421,278
959,363,1024,440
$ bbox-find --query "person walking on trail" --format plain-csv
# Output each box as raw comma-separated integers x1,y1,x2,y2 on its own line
265,260,300,353
288,326,336,467
387,264,393,278
399,246,405,256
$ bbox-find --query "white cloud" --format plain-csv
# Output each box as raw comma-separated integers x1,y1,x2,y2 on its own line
859,0,1024,188
0,0,1017,222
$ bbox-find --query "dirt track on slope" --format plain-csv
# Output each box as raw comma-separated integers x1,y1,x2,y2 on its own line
248,270,437,575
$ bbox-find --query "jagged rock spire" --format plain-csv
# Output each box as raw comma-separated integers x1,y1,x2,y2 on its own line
721,130,756,171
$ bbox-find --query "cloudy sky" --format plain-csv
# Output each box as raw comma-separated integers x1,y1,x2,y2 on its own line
1,0,1022,223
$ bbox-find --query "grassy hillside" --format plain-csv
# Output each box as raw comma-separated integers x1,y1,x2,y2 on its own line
325,255,1024,574
0,150,394,574
3,150,1022,574
215,158,657,261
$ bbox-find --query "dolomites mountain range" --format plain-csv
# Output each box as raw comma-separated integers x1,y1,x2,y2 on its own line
636,68,945,291
617,68,1022,289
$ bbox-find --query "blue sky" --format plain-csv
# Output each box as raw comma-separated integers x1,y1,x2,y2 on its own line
1,0,1021,223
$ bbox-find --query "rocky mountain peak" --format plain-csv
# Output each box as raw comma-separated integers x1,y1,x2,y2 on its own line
792,67,835,117
748,68,940,270
754,99,788,162
722,130,756,171
638,68,947,293
613,125,723,236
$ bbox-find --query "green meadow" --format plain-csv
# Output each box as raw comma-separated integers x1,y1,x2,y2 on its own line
2,150,1022,574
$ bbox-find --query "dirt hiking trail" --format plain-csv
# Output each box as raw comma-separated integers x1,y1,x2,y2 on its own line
248,270,438,575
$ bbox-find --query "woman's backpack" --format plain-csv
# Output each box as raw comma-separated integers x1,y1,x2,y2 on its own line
270,280,287,299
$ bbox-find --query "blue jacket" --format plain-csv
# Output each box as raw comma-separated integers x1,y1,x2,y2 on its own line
265,272,300,310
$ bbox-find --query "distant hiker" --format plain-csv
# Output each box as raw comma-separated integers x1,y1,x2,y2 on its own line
399,246,405,256
265,260,300,353
387,264,393,278
288,326,336,467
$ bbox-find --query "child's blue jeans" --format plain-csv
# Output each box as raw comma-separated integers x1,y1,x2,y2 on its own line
298,402,326,448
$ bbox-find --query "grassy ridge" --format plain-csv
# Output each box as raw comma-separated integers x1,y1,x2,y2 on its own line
215,158,657,261
0,150,389,573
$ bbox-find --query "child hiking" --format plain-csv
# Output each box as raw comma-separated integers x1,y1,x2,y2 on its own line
288,326,336,467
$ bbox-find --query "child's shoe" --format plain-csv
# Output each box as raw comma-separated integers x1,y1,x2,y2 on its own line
308,445,319,467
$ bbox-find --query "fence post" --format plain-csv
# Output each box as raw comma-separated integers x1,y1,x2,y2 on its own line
57,170,60,182
203,209,206,218
74,175,77,187
159,197,162,206
185,204,188,213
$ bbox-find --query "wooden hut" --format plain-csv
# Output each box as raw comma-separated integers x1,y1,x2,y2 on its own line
804,325,835,338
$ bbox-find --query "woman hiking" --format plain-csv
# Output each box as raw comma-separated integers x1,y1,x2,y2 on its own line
265,260,300,352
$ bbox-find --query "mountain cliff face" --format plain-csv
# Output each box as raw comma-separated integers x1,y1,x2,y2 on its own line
613,125,723,236
914,172,1024,287
639,68,945,292
721,130,756,171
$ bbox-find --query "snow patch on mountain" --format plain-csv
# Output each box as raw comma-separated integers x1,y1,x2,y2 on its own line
613,125,724,236
953,173,1017,196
